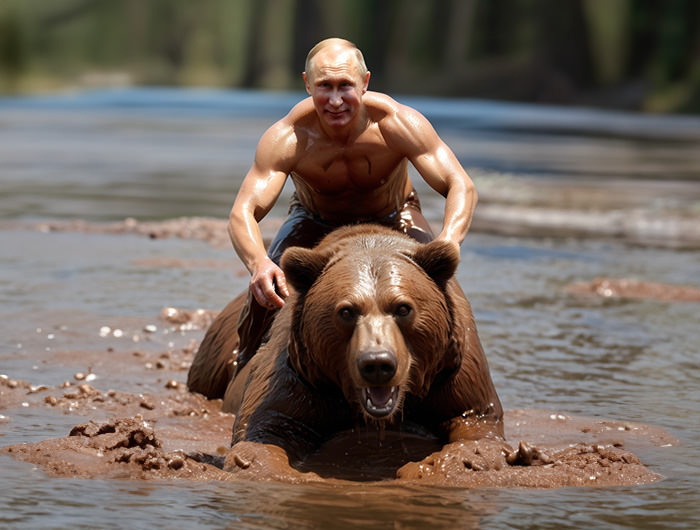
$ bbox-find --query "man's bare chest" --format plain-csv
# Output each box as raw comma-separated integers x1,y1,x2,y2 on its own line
294,142,405,194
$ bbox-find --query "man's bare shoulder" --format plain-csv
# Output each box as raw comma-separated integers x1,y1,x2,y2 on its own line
280,97,321,133
258,99,315,155
363,91,403,119
284,97,316,122
364,92,436,152
265,98,319,145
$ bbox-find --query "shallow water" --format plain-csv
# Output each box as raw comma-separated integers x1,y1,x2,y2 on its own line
1,88,700,528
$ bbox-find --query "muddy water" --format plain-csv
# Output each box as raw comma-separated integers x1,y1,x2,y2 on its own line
1,89,700,528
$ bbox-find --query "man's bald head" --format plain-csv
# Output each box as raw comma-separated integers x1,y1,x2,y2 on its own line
304,38,368,81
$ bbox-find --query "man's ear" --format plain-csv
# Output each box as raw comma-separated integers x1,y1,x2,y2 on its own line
303,72,312,95
362,71,370,94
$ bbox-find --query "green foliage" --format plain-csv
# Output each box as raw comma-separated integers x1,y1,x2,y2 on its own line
1,0,698,113
0,6,26,77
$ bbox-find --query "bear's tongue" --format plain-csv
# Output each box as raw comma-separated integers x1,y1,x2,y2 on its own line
367,386,393,408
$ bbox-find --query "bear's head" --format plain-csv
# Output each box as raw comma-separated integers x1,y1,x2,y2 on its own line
280,225,461,422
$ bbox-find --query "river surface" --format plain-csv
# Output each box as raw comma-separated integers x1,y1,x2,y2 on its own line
1,88,700,528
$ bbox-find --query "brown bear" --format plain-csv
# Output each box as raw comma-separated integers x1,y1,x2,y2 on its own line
187,224,504,481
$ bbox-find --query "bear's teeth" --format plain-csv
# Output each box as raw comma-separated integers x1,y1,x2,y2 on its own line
365,387,397,411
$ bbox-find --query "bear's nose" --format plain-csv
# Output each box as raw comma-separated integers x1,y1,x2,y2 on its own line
358,351,397,385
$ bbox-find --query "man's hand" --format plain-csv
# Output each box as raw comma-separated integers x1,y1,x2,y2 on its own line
250,257,289,309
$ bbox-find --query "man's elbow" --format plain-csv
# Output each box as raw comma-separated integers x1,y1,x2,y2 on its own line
469,180,478,207
228,204,240,228
455,176,477,205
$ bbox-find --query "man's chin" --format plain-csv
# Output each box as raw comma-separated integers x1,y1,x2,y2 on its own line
324,111,350,126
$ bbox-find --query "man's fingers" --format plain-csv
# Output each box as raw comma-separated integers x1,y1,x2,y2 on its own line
274,272,290,298
270,294,286,308
250,260,287,309
252,283,268,306
253,279,285,309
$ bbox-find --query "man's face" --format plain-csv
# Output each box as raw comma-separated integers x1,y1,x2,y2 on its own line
304,47,370,130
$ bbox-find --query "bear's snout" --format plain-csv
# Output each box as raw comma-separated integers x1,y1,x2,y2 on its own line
357,351,397,385
347,313,410,419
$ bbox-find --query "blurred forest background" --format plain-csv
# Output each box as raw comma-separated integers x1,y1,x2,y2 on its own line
1,0,699,113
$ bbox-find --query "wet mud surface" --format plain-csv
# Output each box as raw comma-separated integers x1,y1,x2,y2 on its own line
565,277,700,302
0,217,283,250
1,307,677,489
1,218,690,488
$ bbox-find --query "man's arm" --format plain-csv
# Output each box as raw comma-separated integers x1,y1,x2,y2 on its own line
383,105,477,247
229,121,295,308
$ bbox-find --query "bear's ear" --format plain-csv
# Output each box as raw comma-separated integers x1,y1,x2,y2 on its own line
281,246,330,293
411,240,460,289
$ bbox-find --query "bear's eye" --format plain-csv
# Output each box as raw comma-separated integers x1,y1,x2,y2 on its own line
394,304,412,318
338,306,356,322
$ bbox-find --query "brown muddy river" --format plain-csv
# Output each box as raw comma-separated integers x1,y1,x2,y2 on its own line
1,88,700,528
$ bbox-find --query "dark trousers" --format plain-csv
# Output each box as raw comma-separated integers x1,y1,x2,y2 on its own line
235,190,435,371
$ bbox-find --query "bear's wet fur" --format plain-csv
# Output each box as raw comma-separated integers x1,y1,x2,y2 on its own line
188,224,503,477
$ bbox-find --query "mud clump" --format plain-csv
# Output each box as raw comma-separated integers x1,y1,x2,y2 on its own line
1,375,51,409
71,418,169,472
396,438,657,488
70,417,160,451
5,417,228,480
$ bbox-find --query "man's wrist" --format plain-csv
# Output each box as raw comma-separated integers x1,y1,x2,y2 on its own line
251,254,275,273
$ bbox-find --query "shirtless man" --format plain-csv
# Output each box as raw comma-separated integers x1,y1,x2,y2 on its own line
230,38,477,367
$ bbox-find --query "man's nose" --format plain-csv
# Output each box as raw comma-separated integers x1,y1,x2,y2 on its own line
329,90,342,106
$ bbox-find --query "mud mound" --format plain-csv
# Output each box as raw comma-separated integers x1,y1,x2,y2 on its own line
5,417,227,480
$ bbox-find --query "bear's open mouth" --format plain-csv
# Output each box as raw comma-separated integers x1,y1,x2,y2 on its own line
361,386,399,418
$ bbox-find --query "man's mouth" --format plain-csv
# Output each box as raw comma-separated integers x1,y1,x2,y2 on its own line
361,386,400,418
